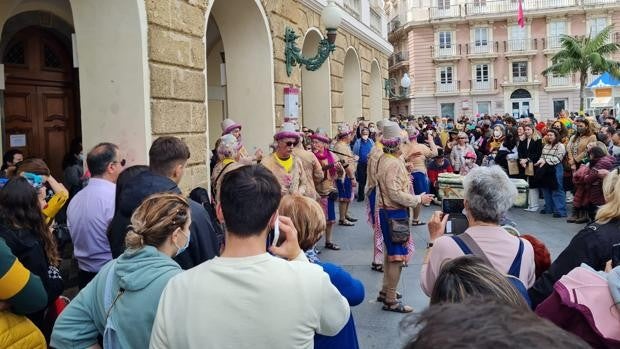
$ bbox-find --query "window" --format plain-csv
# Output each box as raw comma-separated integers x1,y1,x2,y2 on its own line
438,0,450,10
548,20,567,48
510,25,526,40
588,17,607,37
439,32,452,48
475,64,489,82
441,103,455,118
477,101,491,115
474,28,488,46
509,25,527,51
4,41,25,65
440,66,453,84
553,99,567,117
473,0,486,5
512,61,528,82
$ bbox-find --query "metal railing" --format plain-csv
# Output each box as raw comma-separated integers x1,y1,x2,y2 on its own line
545,36,563,49
429,5,462,20
506,38,534,52
436,81,459,92
464,0,578,16
583,0,618,5
472,79,492,90
547,75,571,86
389,51,409,67
433,45,460,58
467,42,496,54
513,75,529,83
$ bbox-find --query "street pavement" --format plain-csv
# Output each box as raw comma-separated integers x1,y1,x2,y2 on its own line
317,200,584,349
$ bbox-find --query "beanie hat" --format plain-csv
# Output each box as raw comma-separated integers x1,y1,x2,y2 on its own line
309,128,331,144
274,122,301,141
382,121,402,147
221,118,242,135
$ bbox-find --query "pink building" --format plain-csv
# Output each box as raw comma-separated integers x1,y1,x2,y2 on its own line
385,0,620,120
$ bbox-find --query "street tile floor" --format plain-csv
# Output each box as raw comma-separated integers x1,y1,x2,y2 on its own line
318,201,583,349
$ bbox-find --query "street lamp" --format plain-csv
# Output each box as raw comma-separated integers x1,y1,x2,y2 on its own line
385,73,411,99
284,0,343,77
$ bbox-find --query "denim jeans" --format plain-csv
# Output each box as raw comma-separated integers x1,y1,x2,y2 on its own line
541,163,567,216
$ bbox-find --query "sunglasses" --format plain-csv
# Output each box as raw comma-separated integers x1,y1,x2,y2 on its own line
112,159,126,167
282,141,299,147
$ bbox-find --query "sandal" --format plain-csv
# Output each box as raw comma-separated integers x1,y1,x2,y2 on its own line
346,216,358,222
371,263,383,272
377,291,402,302
324,242,341,250
411,220,425,226
338,220,354,226
382,301,413,313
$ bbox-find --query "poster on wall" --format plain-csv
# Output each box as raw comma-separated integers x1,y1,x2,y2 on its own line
284,86,300,121
9,134,26,147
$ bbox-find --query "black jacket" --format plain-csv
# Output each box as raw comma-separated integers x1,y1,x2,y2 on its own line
107,171,220,269
528,219,620,308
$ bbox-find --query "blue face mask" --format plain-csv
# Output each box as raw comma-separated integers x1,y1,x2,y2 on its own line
174,229,191,256
446,124,454,130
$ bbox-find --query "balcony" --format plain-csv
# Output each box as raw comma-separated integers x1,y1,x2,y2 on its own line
545,36,563,50
432,45,461,61
471,79,496,91
513,76,529,83
546,75,573,89
505,39,537,56
464,0,579,18
466,41,499,58
583,0,618,5
429,5,462,20
389,51,409,70
435,81,460,94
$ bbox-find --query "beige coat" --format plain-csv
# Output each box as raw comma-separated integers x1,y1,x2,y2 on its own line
375,153,420,210
261,153,309,196
401,142,437,173
293,146,323,199
334,141,356,177
567,134,597,166
211,159,243,203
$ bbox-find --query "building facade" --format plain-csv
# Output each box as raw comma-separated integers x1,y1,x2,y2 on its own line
386,0,620,120
0,0,392,191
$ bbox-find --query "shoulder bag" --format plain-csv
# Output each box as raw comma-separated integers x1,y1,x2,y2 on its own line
376,157,410,244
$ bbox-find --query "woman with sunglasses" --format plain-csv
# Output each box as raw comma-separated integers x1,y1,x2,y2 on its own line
260,122,309,196
449,132,476,174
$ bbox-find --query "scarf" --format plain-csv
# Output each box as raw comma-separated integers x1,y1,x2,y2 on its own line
314,148,337,177
305,249,321,264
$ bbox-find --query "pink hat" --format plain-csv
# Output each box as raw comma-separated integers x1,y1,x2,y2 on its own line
221,118,242,135
465,151,477,159
309,128,331,144
274,122,301,141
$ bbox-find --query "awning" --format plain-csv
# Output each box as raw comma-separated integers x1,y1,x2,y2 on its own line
588,72,620,89
591,96,613,108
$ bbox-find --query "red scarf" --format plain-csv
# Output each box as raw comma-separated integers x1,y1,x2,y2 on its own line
314,148,337,177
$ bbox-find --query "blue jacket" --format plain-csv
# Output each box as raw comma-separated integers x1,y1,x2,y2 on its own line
314,261,364,349
353,138,374,164
51,246,182,349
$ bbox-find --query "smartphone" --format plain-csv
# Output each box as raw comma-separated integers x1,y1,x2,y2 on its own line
612,243,620,268
267,218,281,248
442,199,468,235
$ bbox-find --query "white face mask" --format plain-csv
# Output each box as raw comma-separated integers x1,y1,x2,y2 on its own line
465,158,474,165
362,135,369,140
493,130,501,138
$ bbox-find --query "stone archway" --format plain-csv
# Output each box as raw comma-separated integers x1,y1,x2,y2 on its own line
206,0,275,151
343,47,362,123
301,28,331,131
370,59,382,120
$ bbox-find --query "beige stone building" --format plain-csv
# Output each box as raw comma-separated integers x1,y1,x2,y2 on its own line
0,0,392,191
386,0,620,120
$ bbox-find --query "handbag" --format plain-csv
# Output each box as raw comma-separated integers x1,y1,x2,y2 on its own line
376,158,411,244
507,160,519,175
525,162,534,177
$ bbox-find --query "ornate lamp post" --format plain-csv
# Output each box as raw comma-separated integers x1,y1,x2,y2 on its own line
284,0,343,77
385,73,411,99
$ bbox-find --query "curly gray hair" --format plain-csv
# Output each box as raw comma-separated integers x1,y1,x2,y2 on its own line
462,166,517,223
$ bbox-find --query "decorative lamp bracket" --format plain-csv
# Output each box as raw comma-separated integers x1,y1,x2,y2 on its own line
285,27,336,77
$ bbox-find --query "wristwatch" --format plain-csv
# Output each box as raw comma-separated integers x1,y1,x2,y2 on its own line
426,242,434,249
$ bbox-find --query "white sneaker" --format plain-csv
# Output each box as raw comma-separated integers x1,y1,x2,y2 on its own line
524,207,539,212
566,192,574,203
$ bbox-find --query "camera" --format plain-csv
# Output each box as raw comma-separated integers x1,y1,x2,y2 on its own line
442,199,468,235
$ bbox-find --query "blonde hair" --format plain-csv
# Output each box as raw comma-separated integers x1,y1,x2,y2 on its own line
278,194,326,251
595,169,620,224
125,193,190,250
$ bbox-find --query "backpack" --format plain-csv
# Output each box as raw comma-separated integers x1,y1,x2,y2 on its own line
451,234,532,307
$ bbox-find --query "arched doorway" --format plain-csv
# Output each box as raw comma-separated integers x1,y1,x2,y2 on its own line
3,26,76,177
369,60,382,120
301,28,331,131
343,48,362,123
206,0,275,150
510,88,532,118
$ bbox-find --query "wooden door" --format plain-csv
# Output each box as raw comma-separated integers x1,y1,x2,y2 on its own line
3,27,77,178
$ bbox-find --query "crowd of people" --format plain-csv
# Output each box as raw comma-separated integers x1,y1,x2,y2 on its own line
0,107,620,348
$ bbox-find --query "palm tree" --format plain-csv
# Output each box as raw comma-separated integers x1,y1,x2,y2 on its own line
543,25,620,112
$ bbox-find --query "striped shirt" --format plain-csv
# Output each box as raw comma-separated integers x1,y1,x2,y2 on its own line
541,143,566,166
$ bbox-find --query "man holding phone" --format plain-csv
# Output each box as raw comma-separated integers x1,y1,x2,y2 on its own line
150,165,349,349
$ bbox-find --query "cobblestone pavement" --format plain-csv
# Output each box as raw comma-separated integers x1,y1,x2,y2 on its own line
318,201,583,349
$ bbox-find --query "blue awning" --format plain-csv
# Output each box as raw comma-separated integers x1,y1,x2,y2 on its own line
588,72,620,88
